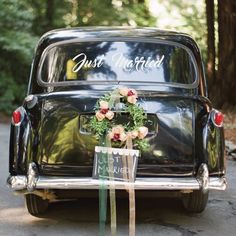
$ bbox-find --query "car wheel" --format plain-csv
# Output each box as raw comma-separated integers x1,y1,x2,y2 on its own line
182,190,209,213
25,194,49,216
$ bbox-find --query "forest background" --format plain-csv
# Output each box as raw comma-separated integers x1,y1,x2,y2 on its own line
0,0,235,115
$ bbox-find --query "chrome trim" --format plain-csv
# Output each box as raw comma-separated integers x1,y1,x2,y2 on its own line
196,163,209,193
25,94,38,109
7,175,27,190
7,175,227,191
27,162,38,192
208,176,227,190
7,162,226,192
210,109,224,127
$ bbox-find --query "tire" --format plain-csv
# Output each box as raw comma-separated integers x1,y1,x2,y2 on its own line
182,190,209,213
25,194,49,216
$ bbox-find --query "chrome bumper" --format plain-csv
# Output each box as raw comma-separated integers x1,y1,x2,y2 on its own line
7,163,226,192
7,175,226,191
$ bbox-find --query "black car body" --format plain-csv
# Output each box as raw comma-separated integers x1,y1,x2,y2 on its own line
7,27,226,215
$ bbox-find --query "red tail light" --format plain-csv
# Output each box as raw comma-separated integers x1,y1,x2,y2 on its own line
212,110,224,127
12,110,21,125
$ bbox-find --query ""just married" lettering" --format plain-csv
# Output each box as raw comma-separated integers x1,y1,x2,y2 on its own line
72,53,164,72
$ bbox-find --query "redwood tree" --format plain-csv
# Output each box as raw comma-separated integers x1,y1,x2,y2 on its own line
206,0,216,90
212,0,236,108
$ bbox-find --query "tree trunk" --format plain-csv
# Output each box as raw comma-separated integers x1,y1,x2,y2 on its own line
206,0,215,90
213,0,236,108
45,0,54,31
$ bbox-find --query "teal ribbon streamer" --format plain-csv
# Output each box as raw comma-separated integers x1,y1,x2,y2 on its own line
107,137,117,236
99,137,108,236
99,184,107,236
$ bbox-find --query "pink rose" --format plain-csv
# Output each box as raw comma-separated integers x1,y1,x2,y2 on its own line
138,126,148,139
107,131,114,140
95,111,105,121
131,130,139,139
127,89,137,98
119,132,127,142
113,133,120,141
127,95,137,104
119,87,129,97
108,125,127,142
112,125,124,134
105,110,114,120
99,100,109,109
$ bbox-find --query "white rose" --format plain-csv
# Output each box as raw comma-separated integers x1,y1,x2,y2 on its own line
138,126,148,139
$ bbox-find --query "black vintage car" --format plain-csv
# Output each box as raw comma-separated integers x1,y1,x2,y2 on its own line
7,27,226,215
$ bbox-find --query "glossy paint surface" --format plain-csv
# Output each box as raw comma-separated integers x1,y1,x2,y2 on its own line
38,91,194,176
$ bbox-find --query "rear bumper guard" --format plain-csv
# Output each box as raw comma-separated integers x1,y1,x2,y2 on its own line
7,163,227,191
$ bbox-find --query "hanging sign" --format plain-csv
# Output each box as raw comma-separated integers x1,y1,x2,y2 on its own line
92,146,139,182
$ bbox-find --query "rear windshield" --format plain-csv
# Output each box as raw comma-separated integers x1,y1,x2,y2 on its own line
39,41,196,85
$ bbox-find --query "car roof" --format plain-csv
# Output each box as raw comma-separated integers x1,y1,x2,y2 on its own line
36,27,199,54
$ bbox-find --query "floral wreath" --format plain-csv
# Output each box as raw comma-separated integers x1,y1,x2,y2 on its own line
90,87,149,151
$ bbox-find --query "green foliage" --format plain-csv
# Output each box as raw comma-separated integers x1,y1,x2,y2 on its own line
134,139,149,152
0,0,38,114
89,89,150,152
71,0,156,27
125,104,147,129
154,0,207,61
0,75,16,113
90,116,110,139
0,0,208,115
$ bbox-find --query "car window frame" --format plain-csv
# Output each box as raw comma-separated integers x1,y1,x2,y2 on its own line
37,37,199,89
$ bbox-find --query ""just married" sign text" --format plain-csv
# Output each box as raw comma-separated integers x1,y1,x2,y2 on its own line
72,53,165,73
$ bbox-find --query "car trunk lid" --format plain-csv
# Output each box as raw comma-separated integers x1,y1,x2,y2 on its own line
39,91,194,177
